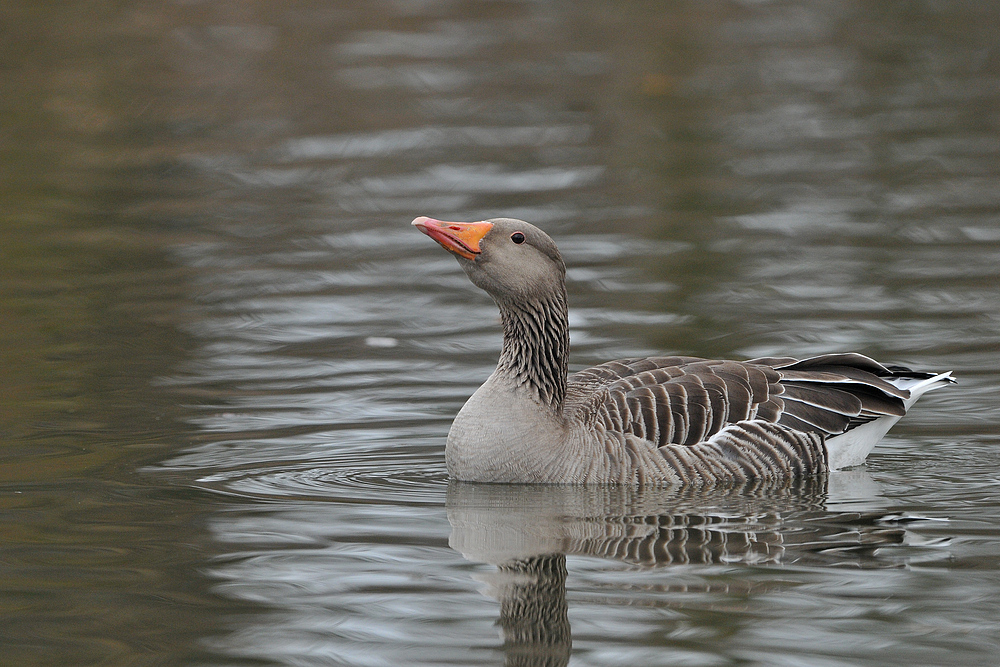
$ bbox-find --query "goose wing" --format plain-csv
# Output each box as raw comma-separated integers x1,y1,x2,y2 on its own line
565,353,918,479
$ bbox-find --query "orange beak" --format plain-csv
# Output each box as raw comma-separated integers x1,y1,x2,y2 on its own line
411,216,493,260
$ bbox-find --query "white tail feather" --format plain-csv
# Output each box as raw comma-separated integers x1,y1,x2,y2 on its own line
826,371,954,470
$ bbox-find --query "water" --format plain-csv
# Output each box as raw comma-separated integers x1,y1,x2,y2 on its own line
2,1,999,665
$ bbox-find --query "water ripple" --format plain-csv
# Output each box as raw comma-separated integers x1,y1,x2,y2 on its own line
196,449,448,506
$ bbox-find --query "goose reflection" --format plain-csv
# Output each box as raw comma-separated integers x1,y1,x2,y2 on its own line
447,472,920,667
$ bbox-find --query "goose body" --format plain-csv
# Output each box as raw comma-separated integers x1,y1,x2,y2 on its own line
413,216,954,485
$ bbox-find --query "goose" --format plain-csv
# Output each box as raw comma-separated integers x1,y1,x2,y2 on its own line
412,216,955,485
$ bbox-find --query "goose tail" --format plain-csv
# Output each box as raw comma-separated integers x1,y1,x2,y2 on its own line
826,371,955,470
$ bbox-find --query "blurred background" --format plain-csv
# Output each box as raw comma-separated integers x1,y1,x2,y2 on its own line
1,1,998,665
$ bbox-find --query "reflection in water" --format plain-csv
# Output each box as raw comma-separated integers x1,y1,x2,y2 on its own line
448,474,939,666
493,556,571,667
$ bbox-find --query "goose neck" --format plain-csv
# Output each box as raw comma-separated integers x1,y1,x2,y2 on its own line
494,291,570,410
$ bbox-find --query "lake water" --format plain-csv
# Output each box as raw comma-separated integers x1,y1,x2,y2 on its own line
2,1,999,665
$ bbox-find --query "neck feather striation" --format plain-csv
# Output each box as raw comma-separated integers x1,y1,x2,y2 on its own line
495,290,570,410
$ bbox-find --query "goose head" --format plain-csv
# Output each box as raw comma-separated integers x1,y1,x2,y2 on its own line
412,216,566,304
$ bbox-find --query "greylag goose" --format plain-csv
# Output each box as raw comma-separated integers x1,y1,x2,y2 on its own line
413,216,955,485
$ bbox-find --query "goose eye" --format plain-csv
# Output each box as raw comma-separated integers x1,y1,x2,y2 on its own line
511,232,525,244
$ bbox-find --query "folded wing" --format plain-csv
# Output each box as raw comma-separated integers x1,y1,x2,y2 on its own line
566,353,923,480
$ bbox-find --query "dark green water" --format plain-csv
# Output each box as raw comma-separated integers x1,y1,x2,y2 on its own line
1,1,998,665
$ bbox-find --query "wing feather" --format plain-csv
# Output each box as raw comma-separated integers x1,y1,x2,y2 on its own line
677,376,708,444
565,352,925,481
777,401,851,434
755,397,784,422
660,381,687,444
